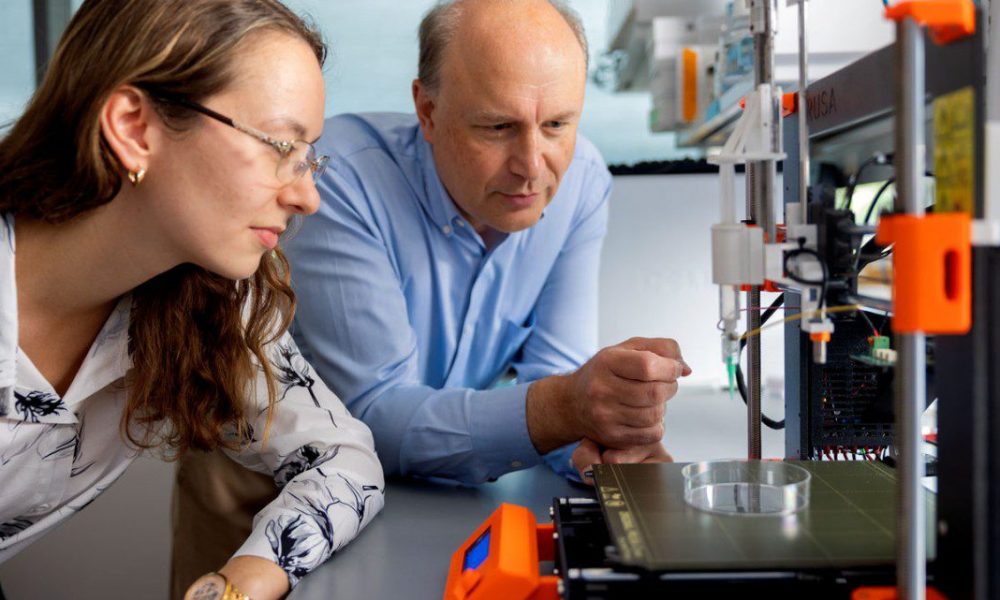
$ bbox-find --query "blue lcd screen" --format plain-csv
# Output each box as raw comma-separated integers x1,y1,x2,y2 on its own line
463,528,491,571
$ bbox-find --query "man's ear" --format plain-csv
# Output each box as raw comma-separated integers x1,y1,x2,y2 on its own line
412,78,436,144
99,85,154,175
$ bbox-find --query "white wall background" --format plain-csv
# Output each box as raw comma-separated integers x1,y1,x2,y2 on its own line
600,174,786,388
0,2,33,124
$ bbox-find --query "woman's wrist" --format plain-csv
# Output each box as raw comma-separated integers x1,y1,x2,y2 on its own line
220,556,290,600
184,556,289,600
184,571,249,600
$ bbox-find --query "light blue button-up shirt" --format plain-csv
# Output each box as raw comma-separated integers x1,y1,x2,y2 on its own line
285,113,611,485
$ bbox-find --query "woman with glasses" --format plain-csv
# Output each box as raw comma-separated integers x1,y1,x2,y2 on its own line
0,1,383,599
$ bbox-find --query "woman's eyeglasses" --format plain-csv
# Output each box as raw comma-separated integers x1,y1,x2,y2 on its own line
152,95,328,186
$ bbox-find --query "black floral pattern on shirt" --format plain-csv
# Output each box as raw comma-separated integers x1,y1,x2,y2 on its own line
13,390,66,423
264,474,380,586
222,418,258,446
265,514,320,583
0,517,35,541
271,343,337,428
38,414,94,477
273,444,340,488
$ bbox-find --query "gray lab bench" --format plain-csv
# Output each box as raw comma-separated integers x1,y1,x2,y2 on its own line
290,466,588,599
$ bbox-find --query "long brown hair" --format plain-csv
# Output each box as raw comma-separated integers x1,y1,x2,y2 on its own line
0,0,326,454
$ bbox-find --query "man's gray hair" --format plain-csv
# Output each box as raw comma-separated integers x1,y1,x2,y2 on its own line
417,0,589,93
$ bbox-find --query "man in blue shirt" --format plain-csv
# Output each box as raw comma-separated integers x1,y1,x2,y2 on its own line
171,0,690,589
283,0,690,484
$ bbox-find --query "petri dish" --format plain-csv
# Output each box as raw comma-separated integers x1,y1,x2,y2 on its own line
682,460,811,516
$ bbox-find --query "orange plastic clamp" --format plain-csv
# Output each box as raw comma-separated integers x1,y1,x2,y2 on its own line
738,93,797,118
884,0,976,45
775,225,787,243
810,331,832,343
444,503,559,600
852,585,948,600
682,48,699,123
761,226,784,292
875,212,971,334
781,92,798,117
740,281,781,293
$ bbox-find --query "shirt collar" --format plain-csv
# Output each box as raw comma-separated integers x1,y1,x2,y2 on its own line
415,133,519,253
64,294,131,407
415,131,466,232
0,214,132,423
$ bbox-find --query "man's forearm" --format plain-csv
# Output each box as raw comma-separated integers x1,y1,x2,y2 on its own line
359,383,543,483
526,374,580,454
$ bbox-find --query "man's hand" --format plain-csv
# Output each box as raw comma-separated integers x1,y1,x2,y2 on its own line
571,439,674,485
527,337,690,454
601,442,673,465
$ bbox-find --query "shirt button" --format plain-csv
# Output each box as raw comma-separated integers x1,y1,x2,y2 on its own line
454,219,465,228
441,225,452,235
510,460,523,469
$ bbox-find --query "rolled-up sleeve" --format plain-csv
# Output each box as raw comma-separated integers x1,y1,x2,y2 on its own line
226,334,385,589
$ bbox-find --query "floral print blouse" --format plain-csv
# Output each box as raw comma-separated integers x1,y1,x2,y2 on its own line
0,214,384,588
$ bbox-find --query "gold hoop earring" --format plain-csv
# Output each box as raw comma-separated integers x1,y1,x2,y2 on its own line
128,168,146,186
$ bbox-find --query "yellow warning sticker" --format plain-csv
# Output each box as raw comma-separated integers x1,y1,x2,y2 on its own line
933,86,976,214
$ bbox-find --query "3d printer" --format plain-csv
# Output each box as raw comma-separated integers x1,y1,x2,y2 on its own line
445,1,1000,598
